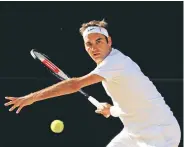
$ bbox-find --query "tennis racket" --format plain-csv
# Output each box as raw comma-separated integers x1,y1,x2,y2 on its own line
30,49,108,114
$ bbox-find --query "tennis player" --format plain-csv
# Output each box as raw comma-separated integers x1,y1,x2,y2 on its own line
5,20,181,147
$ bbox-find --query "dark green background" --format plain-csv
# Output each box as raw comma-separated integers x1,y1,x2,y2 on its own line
0,2,183,147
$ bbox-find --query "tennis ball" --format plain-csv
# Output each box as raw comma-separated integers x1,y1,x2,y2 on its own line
50,120,64,133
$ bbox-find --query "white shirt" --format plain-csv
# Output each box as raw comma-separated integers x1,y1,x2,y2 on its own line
90,48,174,134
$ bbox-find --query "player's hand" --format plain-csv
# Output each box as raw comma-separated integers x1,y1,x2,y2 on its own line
4,94,35,114
95,102,112,118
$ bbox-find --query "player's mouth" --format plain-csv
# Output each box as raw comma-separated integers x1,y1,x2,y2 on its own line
93,53,101,58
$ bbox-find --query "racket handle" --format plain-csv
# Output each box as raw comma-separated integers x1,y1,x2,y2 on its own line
88,96,110,118
88,96,101,108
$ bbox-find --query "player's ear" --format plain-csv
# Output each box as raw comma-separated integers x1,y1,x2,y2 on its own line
107,36,112,47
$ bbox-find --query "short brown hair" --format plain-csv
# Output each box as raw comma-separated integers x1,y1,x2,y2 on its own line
79,19,108,36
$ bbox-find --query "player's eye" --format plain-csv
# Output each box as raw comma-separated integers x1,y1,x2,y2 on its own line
86,42,92,47
96,40,101,44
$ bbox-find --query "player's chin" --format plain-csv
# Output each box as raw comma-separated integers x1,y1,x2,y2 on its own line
93,58,103,64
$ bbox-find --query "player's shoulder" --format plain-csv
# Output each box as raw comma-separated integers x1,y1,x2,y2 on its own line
101,48,127,65
108,48,127,59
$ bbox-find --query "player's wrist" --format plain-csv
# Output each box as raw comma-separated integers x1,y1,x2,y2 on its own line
28,92,37,103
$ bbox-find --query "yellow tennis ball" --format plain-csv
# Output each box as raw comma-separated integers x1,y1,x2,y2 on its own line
50,120,64,133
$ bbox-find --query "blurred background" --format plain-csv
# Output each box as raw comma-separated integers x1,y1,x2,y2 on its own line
0,2,183,147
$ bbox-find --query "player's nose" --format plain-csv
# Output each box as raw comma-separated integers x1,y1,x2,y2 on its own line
91,46,98,52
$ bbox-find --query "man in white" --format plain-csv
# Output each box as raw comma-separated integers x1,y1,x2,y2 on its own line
5,20,181,147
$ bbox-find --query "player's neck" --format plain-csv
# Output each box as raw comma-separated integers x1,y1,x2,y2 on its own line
97,47,112,65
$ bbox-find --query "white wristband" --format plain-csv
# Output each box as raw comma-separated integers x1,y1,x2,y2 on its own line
110,106,122,117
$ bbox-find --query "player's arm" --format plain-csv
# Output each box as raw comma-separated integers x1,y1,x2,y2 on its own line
4,74,104,113
33,73,104,102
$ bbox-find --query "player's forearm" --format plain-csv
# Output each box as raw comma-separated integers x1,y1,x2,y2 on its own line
31,78,80,102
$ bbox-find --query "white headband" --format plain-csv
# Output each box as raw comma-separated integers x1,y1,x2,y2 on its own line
83,26,109,38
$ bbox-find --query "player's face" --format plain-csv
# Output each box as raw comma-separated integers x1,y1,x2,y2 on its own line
83,33,112,64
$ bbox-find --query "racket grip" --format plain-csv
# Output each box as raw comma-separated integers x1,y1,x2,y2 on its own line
88,96,110,118
88,96,101,108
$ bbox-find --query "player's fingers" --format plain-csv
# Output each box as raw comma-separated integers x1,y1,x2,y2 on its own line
4,101,15,106
97,104,105,110
101,102,111,108
5,97,17,101
95,110,102,114
100,102,110,108
95,110,110,118
4,98,19,106
100,102,108,106
16,105,24,114
9,103,19,112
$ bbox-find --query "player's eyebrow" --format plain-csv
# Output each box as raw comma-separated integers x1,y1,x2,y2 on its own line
96,38,103,41
85,41,92,44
